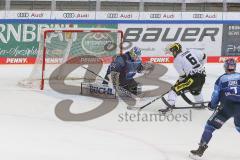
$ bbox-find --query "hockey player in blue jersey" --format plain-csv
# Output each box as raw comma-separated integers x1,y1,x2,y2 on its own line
103,47,153,95
190,58,240,158
103,47,143,95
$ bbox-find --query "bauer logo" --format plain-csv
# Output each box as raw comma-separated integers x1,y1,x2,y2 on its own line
81,33,115,55
123,27,220,42
17,12,30,18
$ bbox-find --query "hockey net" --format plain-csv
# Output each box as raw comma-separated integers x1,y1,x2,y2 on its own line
19,28,123,90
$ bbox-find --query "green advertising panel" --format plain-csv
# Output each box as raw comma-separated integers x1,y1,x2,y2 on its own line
0,24,118,58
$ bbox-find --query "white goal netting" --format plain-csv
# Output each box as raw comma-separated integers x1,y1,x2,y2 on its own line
19,28,123,90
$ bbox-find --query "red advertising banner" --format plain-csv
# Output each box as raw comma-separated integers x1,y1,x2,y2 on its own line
1,56,240,64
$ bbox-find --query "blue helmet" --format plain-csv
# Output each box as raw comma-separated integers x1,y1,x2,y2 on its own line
224,58,236,72
129,47,142,59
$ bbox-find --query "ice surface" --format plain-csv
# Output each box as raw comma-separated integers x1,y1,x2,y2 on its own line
0,64,239,160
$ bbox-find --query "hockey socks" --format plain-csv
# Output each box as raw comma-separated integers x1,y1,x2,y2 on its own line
200,124,216,145
167,90,177,106
193,93,204,103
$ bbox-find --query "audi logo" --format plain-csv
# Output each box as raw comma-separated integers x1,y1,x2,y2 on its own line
17,13,29,18
193,14,204,19
150,14,161,18
63,13,75,18
107,13,118,18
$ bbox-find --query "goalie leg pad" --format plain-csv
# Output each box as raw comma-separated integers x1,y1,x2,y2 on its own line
111,71,120,86
81,82,116,99
123,79,141,95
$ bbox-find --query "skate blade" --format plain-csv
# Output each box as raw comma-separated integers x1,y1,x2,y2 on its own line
158,108,172,115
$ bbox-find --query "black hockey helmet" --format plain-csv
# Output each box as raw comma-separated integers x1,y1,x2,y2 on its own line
169,43,182,54
168,43,182,57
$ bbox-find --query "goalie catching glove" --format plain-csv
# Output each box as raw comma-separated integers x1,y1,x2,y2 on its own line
139,61,155,74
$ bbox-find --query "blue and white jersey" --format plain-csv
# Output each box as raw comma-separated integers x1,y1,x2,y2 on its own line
109,52,142,80
211,72,240,108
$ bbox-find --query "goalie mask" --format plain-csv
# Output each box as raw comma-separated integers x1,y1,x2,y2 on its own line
129,47,142,60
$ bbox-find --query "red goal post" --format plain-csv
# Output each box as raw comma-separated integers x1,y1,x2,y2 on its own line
19,28,124,90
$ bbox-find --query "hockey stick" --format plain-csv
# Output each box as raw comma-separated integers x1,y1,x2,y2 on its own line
161,96,208,110
180,91,194,105
127,90,170,111
81,65,106,82
180,91,210,109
